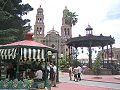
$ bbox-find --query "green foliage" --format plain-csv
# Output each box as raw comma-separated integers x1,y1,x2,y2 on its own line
64,11,78,27
0,28,19,44
92,58,101,75
73,59,81,67
59,58,68,68
0,0,33,44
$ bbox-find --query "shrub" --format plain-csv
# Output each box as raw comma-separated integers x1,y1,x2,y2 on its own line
92,58,101,75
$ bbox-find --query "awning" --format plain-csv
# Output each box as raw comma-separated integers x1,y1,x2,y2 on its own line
0,48,45,61
0,48,17,60
20,48,45,61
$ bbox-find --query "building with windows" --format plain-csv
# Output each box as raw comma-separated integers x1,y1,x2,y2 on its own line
34,6,72,58
97,47,120,68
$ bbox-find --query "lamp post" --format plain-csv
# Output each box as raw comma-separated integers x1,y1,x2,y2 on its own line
56,54,63,82
61,54,64,59
44,51,52,87
47,51,52,63
52,55,55,64
60,54,64,67
76,51,79,68
60,54,64,68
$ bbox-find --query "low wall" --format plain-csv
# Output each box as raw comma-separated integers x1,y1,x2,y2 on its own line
100,68,112,75
60,68,69,72
83,68,112,75
61,68,112,75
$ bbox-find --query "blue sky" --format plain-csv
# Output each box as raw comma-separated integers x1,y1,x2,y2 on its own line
22,0,120,58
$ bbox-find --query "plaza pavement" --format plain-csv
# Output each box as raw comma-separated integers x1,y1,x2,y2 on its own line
51,71,120,90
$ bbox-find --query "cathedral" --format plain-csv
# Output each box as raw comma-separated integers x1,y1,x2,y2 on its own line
33,5,72,58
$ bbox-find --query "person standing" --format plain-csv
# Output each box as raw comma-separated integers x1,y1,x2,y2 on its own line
73,67,78,82
68,66,73,80
52,63,57,87
49,64,54,83
32,68,43,89
6,63,14,80
35,68,43,81
77,65,82,81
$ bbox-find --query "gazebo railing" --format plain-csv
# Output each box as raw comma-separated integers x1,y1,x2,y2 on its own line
0,78,51,90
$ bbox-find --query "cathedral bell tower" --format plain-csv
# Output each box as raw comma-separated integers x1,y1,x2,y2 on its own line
61,6,72,38
34,5,45,44
61,6,72,57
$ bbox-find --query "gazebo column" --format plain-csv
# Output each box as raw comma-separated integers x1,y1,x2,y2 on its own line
16,47,21,79
88,46,92,69
45,49,48,86
75,47,78,68
68,46,71,65
102,46,104,68
110,44,114,75
56,52,59,82
107,45,109,67
70,46,72,65
110,44,113,65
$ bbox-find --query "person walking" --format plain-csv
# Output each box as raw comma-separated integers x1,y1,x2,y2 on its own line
68,65,73,80
73,67,78,82
77,65,82,81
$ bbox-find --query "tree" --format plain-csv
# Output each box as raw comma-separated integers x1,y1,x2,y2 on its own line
59,58,68,69
64,11,78,27
92,58,101,75
0,0,33,44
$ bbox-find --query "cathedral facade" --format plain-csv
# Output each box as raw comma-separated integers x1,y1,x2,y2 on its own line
34,6,72,58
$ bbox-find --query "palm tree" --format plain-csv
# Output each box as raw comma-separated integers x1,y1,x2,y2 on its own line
64,11,78,27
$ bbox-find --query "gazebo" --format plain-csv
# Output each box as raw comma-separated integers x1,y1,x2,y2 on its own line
66,25,115,69
0,32,57,89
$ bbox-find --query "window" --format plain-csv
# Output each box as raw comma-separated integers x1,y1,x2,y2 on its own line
64,28,66,35
37,18,42,23
68,28,69,35
66,48,68,51
37,27,39,30
36,27,42,35
40,27,42,30
40,18,42,21
117,55,118,59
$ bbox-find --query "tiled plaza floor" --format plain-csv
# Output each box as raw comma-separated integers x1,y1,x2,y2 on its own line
51,71,120,90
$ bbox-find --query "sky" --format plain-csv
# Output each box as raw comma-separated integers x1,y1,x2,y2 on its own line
22,0,120,58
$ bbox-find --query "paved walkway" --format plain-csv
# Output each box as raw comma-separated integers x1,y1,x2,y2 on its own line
51,71,120,90
60,72,120,84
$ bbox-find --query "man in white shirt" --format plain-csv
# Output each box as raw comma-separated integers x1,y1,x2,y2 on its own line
77,65,82,81
35,69,43,80
73,67,78,81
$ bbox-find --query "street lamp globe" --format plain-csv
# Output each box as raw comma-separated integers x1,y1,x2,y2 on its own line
52,55,55,59
61,54,64,58
47,51,52,56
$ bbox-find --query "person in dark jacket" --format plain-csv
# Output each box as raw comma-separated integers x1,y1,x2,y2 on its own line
6,63,15,80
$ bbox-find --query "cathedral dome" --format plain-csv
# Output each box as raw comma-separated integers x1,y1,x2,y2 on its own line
47,27,59,35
